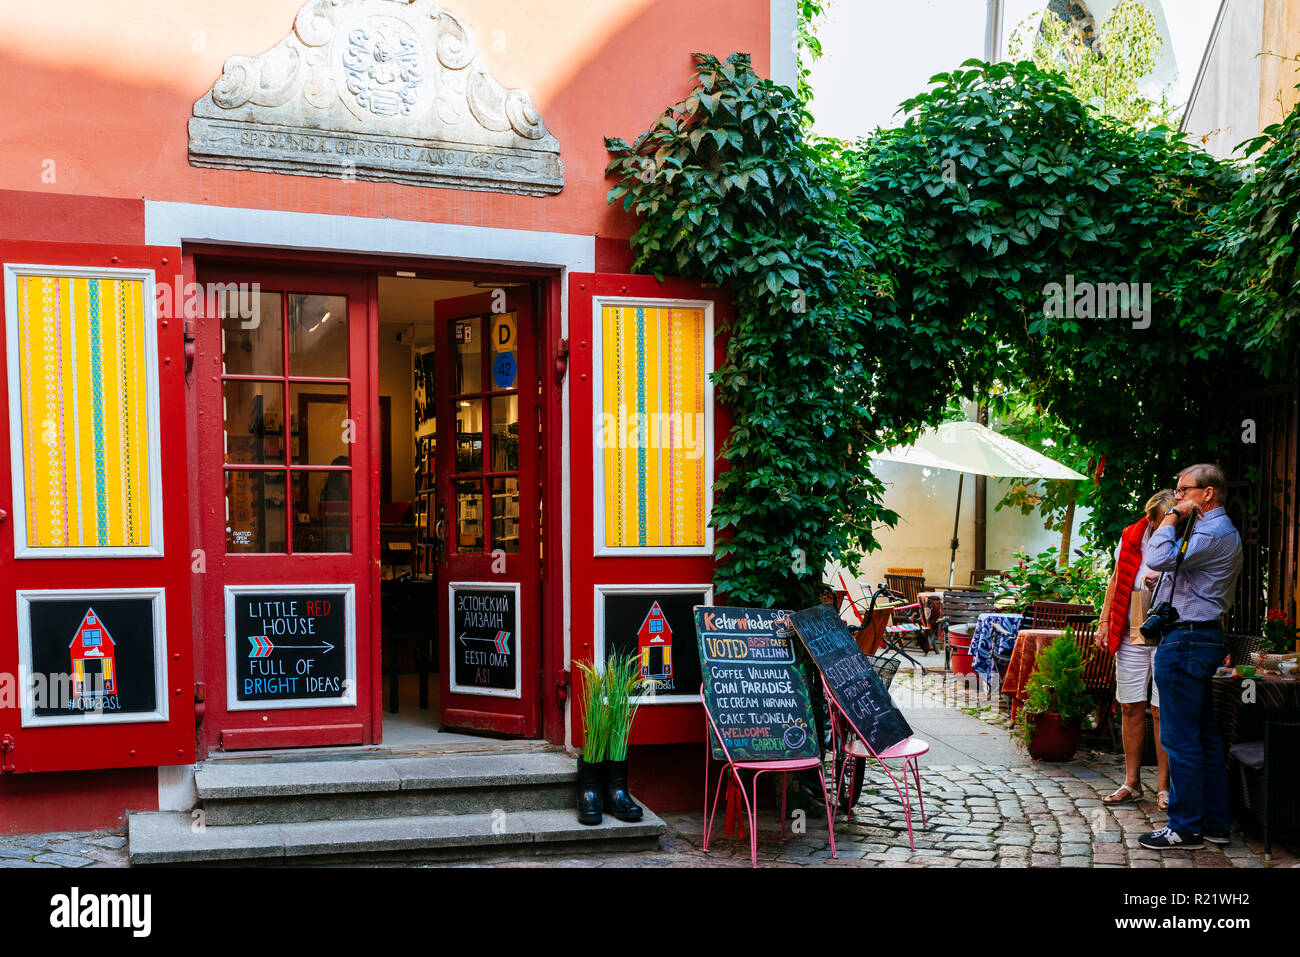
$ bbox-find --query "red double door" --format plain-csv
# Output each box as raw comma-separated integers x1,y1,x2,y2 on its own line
194,262,543,752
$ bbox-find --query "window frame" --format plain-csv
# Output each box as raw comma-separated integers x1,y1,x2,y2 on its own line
589,296,715,557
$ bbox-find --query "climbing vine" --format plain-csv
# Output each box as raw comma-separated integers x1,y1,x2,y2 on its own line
606,53,1277,604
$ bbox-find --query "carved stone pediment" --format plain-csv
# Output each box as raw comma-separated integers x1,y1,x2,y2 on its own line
189,0,563,195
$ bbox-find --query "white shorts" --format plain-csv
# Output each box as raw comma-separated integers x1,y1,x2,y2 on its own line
1115,641,1160,708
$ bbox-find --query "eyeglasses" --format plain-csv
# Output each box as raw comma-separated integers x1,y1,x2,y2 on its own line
1175,484,1203,495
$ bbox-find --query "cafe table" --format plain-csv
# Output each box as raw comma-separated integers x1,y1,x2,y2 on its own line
1211,672,1300,749
970,612,1023,690
1001,628,1067,722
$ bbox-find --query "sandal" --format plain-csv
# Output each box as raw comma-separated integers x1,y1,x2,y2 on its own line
1157,790,1169,811
1102,783,1143,805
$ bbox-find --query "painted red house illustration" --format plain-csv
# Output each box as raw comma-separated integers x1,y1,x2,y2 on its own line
637,602,673,681
68,608,117,697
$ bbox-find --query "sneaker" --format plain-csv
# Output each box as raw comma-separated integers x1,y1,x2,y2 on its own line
1204,829,1231,846
1139,826,1204,850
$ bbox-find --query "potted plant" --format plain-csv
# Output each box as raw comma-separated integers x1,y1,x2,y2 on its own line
993,545,1108,614
573,652,656,825
1016,629,1092,761
1255,610,1298,673
601,651,655,822
574,659,610,825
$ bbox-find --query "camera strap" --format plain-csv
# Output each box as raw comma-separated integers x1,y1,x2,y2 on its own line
1154,511,1198,605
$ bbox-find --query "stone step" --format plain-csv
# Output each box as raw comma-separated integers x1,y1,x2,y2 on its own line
127,809,665,865
195,751,578,825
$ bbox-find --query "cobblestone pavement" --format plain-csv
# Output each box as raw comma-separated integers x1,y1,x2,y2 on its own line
3,669,1294,869
0,831,128,868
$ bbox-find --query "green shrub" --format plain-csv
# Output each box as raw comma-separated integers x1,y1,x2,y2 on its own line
1016,629,1094,749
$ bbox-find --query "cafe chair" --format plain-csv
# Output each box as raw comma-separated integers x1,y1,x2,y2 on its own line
699,685,837,868
970,568,1002,587
1027,600,1094,630
1225,633,1262,668
939,590,996,671
822,676,930,851
1065,614,1115,742
886,566,925,579
1228,718,1300,861
875,575,930,671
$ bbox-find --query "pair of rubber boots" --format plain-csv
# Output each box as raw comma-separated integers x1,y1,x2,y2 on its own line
575,757,642,825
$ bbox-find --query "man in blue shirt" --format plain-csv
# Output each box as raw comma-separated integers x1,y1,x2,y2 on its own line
1138,464,1242,850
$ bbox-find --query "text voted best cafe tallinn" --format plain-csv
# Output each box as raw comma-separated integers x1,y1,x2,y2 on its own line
0,0,797,835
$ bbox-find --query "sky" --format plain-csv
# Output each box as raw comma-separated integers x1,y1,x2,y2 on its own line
808,0,1223,141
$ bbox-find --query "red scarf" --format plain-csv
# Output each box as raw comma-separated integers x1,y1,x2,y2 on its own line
1107,517,1149,653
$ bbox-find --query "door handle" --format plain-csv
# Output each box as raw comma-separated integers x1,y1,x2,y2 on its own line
0,508,7,523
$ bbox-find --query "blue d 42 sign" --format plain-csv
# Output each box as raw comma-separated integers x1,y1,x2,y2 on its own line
492,351,517,389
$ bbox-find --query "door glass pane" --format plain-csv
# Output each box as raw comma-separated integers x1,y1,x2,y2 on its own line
289,293,348,378
453,317,481,393
293,470,351,553
224,381,284,464
225,471,287,553
491,477,519,553
291,383,350,465
455,398,483,472
221,290,282,376
454,479,484,552
490,395,518,472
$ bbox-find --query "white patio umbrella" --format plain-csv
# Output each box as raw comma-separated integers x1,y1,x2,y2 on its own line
871,420,1088,587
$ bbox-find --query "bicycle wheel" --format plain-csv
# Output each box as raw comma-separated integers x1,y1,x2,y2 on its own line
834,749,865,810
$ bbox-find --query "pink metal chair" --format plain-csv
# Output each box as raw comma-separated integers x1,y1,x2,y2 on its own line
822,676,930,851
699,685,838,868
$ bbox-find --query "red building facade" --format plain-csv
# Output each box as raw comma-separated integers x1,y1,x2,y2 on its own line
0,0,795,833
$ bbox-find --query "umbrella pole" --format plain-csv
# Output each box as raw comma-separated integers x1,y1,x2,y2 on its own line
950,472,964,587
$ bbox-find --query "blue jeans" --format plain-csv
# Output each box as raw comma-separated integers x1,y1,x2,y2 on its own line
1153,630,1230,836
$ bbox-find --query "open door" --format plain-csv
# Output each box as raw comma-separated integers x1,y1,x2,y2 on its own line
436,288,542,737
194,263,376,751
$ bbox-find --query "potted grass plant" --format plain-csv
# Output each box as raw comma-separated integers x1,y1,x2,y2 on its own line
574,659,610,825
1016,628,1092,761
602,651,655,822
574,652,656,825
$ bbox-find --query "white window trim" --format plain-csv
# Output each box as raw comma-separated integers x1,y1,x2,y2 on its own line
447,580,523,699
4,264,165,558
224,583,358,711
593,583,713,705
17,587,170,728
591,296,715,557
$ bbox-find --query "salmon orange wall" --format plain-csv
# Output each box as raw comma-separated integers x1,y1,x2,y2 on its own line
0,0,774,239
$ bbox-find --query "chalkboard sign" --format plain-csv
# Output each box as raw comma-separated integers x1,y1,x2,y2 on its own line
449,583,519,696
789,604,912,755
226,585,355,709
17,589,168,725
600,588,708,701
694,606,819,761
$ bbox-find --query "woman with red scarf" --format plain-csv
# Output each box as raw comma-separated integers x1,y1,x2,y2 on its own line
1097,490,1175,808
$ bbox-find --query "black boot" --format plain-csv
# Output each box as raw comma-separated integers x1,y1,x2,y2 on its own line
576,757,603,825
601,759,643,822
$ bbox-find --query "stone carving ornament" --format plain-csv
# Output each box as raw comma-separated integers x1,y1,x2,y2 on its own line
189,0,563,195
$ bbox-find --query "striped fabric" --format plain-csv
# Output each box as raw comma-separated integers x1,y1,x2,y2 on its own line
600,304,706,548
14,275,152,549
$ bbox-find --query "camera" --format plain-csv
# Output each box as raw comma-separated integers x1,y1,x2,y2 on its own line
1140,600,1179,644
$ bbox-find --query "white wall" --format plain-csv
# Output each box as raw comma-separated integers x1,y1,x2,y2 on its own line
844,460,1077,592
378,331,415,504
1182,0,1264,159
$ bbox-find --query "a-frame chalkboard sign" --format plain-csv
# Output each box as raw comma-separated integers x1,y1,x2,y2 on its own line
789,603,912,755
694,606,820,762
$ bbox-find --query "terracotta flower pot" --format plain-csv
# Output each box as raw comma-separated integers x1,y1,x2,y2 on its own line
1026,711,1081,762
